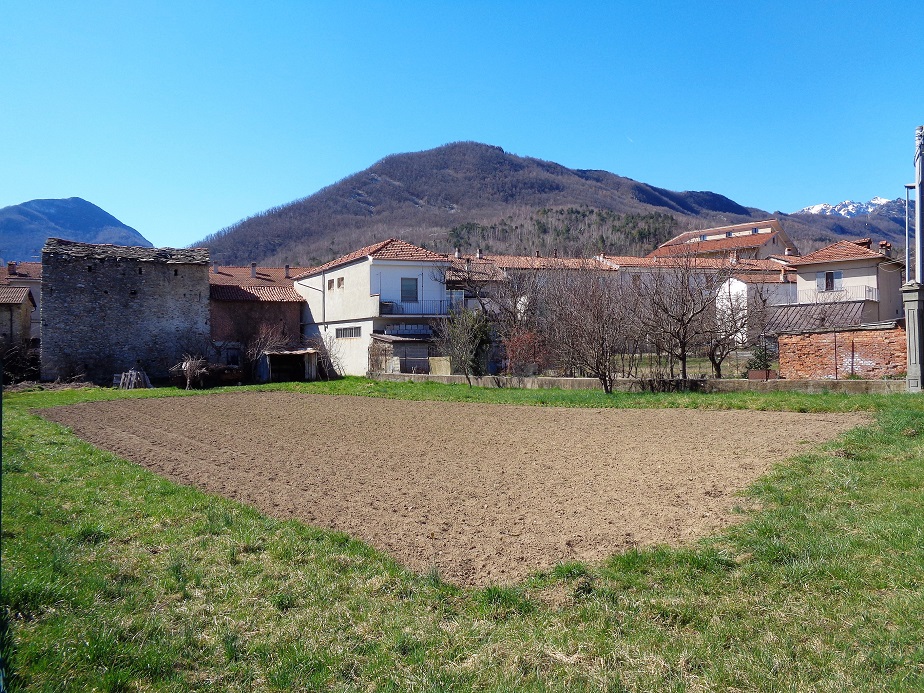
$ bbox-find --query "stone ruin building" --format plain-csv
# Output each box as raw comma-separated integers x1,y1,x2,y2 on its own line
41,238,210,384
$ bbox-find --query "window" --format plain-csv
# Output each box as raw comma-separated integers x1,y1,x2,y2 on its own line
336,326,361,339
726,231,733,238
816,270,843,292
401,277,419,303
448,289,465,307
337,277,344,289
699,234,708,241
327,278,334,290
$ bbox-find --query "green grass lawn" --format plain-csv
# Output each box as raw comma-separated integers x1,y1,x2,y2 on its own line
2,379,924,691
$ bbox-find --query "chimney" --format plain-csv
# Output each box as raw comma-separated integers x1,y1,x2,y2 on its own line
211,261,218,273
535,250,540,258
454,247,461,259
476,248,482,259
250,262,257,278
553,249,558,258
879,241,892,257
7,261,15,275
284,264,290,278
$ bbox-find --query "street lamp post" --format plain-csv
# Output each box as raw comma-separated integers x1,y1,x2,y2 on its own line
907,183,915,281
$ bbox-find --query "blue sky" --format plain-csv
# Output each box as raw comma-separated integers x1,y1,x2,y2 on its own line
2,1,921,249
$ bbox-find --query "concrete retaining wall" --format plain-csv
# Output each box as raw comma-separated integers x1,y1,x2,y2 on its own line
370,372,907,394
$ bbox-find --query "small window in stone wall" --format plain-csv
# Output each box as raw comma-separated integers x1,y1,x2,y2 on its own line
87,265,93,272
138,268,143,275
174,269,178,276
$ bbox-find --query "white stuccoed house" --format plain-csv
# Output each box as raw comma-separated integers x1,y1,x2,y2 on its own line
292,239,456,375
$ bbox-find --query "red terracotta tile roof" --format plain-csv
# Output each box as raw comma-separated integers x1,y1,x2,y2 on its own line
783,240,895,266
4,262,42,281
444,258,508,283
481,254,616,271
599,255,788,273
731,271,792,284
0,286,35,306
208,266,302,286
648,233,775,257
293,239,448,279
209,285,303,302
657,219,784,247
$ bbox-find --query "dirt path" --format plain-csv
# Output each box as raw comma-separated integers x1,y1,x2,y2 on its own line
41,392,867,585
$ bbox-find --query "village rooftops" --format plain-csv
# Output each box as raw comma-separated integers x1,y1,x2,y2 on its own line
0,286,35,306
208,265,305,301
481,253,616,271
41,238,210,264
208,265,303,286
648,219,796,258
783,239,900,266
4,262,41,281
598,254,789,271
292,239,449,280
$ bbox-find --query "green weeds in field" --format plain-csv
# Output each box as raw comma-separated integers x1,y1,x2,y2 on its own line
3,380,924,690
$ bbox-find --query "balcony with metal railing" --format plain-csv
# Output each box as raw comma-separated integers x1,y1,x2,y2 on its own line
378,298,465,316
767,284,879,306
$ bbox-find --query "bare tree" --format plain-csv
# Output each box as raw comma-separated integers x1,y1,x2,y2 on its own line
540,266,638,393
634,255,732,380
306,330,343,379
433,306,490,384
434,257,547,376
243,324,289,381
169,353,209,389
703,279,774,378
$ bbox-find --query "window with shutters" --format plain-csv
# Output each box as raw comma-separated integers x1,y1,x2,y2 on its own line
335,326,361,339
816,270,843,292
401,277,419,302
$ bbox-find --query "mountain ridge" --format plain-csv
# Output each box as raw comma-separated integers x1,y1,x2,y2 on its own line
0,197,152,262
188,141,908,265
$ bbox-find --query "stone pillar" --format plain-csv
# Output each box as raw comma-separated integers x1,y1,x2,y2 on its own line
902,283,924,392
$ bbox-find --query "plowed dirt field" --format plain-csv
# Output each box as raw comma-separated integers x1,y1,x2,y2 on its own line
42,392,867,585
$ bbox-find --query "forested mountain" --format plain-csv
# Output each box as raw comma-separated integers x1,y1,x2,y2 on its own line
198,142,907,266
0,197,152,262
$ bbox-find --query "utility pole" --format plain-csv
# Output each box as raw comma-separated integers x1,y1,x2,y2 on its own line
902,126,924,392
917,126,924,282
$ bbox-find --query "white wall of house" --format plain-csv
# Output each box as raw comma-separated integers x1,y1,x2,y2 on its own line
877,260,905,320
368,260,447,306
303,318,376,375
295,257,450,376
793,257,904,322
295,260,378,325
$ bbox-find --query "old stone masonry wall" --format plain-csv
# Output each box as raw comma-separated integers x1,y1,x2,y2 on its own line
41,239,211,383
778,325,906,380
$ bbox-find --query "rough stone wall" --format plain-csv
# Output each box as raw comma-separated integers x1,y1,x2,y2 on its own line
210,301,301,345
778,326,906,380
0,303,31,346
41,250,210,383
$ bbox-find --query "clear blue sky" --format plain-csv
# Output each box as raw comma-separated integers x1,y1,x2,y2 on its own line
2,1,921,249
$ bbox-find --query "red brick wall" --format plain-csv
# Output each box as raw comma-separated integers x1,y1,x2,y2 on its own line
210,301,301,344
778,326,906,380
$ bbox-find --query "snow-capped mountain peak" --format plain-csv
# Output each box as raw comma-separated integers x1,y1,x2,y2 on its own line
793,197,906,218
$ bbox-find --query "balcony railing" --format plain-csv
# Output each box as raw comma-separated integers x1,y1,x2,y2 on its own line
768,285,879,306
379,299,463,316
